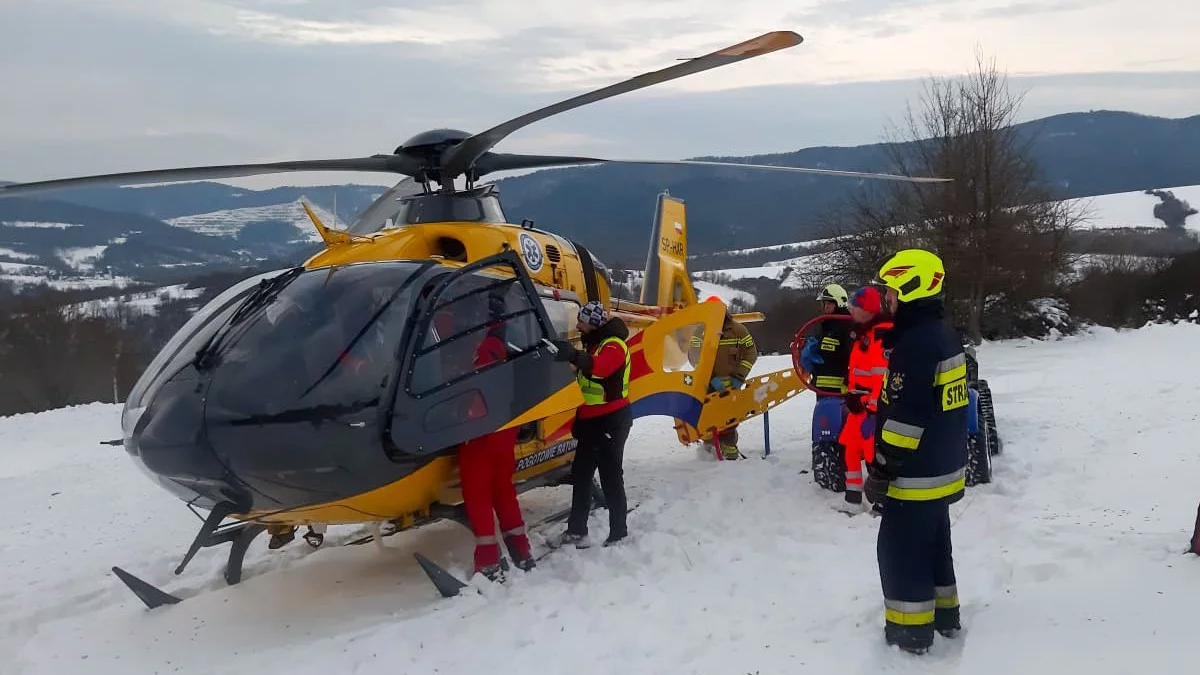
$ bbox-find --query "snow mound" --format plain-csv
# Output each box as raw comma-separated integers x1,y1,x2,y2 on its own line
3,324,1200,674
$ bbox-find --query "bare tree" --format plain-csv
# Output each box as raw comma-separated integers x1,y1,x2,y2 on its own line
816,49,1085,342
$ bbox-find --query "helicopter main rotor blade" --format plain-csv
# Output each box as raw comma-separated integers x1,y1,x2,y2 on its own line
0,155,422,198
474,152,951,183
439,30,804,178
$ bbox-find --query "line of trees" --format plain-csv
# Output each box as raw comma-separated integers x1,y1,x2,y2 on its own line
0,264,283,416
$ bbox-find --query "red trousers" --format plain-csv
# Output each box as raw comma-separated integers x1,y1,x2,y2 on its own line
459,426,531,571
838,410,876,501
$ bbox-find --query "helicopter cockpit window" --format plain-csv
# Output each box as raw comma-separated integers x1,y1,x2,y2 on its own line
540,298,580,340
408,268,549,397
124,267,294,415
203,261,429,419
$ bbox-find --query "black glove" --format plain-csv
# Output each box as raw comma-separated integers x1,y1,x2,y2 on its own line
844,393,865,414
864,461,892,505
551,340,576,362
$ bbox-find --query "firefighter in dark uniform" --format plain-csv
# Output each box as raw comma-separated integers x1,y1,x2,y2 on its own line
865,248,968,654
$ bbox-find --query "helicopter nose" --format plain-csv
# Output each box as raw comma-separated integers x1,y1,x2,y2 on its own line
131,372,250,511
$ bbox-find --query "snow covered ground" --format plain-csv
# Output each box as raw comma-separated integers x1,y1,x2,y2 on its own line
3,323,1199,674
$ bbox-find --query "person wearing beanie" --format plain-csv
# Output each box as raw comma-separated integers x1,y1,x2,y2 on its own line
551,300,633,548
836,284,892,515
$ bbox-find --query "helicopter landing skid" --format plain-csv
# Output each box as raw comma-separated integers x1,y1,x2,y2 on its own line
112,501,269,610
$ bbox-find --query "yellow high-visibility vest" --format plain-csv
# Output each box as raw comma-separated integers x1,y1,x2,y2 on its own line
577,336,630,404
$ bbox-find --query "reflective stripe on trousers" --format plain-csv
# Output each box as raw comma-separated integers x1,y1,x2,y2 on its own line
884,598,935,626
936,584,959,609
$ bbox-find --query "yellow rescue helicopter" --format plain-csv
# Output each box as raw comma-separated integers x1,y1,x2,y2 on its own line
0,30,948,605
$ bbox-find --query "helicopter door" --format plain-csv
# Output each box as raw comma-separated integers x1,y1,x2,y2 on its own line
390,250,573,456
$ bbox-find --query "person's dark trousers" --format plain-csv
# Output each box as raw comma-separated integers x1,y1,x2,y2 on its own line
877,497,960,652
566,406,632,540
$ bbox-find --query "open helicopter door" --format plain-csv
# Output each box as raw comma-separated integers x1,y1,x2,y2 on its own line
389,250,574,457
624,298,727,427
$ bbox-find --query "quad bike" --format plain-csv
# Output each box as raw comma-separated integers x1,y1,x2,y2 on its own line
810,396,848,492
964,341,1002,486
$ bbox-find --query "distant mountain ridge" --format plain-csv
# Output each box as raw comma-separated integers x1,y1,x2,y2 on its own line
3,110,1199,279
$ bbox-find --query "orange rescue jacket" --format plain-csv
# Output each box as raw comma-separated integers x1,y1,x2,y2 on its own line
846,321,892,412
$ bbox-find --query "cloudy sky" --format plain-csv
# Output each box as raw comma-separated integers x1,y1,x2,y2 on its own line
2,0,1197,189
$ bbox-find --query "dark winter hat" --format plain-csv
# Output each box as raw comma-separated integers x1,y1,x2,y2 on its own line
578,300,608,327
850,286,882,314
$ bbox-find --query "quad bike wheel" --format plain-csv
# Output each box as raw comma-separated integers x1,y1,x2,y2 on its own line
812,441,846,492
975,380,1002,456
965,414,993,486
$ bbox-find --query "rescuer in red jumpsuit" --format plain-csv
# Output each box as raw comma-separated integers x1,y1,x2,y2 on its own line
837,285,892,515
457,303,535,581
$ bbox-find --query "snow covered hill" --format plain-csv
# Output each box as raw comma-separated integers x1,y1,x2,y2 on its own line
166,199,345,244
691,183,1200,301
3,323,1198,674
1065,184,1200,231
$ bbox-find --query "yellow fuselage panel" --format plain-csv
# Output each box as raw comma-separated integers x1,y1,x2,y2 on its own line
301,222,608,303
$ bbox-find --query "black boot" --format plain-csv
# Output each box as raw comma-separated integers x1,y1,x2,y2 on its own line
885,623,934,654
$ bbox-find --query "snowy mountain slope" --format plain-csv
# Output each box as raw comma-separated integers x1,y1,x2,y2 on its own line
693,183,1200,298
3,323,1199,674
60,283,208,318
691,279,754,307
0,197,250,290
166,199,345,244
1066,184,1200,232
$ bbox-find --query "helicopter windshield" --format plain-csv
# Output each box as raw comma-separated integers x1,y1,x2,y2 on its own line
203,261,430,421
123,267,295,423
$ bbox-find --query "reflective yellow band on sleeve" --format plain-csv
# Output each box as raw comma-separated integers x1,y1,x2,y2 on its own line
880,419,924,450
933,353,967,386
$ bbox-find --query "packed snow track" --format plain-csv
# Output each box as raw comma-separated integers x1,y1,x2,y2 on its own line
3,323,1199,674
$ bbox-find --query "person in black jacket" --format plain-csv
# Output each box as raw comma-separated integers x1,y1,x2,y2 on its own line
800,283,853,394
801,284,854,491
865,248,969,654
